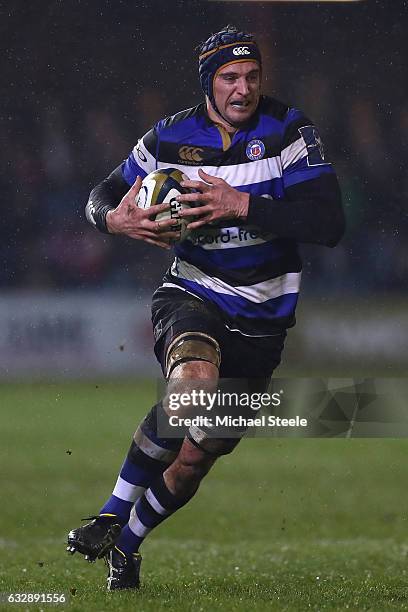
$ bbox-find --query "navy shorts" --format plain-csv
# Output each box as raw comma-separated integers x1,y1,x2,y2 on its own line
151,286,287,381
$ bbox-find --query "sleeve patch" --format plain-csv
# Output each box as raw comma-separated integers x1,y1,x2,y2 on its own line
298,126,329,167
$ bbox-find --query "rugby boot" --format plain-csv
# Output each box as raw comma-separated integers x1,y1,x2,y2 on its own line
66,514,122,562
106,546,142,590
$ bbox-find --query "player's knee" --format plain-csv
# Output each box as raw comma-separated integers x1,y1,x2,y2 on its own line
165,332,221,380
171,360,217,379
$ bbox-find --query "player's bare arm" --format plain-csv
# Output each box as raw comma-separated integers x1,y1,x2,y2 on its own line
106,177,180,249
177,168,250,229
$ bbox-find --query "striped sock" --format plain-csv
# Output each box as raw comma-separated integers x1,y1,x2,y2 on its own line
99,406,182,525
116,473,194,554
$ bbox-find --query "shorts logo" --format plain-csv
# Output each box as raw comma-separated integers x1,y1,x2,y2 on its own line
246,139,265,161
233,46,250,56
179,146,204,163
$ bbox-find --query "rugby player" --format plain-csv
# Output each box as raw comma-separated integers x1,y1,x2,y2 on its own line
67,25,345,590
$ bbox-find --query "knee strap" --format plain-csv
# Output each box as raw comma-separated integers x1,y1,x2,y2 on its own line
165,332,221,379
187,429,241,456
187,425,242,456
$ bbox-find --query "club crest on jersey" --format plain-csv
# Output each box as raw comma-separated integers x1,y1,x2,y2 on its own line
246,139,265,161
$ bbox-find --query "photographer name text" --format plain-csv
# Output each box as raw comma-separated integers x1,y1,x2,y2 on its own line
168,415,308,428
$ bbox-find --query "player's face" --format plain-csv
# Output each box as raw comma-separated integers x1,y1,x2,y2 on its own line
213,61,261,127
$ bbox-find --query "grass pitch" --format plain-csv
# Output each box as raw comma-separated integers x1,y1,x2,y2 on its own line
1,381,408,611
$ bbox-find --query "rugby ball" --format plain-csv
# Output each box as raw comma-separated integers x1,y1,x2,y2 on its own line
136,168,195,242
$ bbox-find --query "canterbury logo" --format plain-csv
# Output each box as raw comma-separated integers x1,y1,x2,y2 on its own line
179,146,204,162
233,46,250,56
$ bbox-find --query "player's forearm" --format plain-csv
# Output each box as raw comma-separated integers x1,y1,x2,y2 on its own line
246,174,345,247
85,165,130,234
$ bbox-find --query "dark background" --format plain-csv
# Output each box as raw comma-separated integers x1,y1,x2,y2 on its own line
1,0,407,296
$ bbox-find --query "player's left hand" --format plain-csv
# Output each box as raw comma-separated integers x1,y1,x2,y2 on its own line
176,169,249,230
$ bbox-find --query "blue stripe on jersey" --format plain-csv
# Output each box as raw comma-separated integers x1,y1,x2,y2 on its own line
284,163,333,188
158,112,284,149
175,238,294,271
157,115,212,145
176,278,299,320
123,152,148,185
231,113,284,145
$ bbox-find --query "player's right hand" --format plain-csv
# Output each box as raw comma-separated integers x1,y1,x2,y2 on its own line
106,177,180,249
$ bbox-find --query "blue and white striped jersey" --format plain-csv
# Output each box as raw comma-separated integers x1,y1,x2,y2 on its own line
121,96,335,336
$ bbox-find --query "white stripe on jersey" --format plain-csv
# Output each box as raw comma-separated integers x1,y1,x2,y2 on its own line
280,136,308,171
186,226,277,250
134,136,278,186
157,156,282,187
136,124,309,181
136,131,308,184
132,138,157,174
171,259,301,303
112,477,146,503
